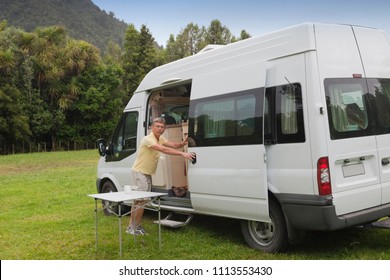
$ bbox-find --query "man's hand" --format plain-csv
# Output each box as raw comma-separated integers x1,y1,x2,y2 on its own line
182,151,196,160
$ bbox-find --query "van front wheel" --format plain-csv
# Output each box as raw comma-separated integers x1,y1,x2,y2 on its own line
101,180,118,216
240,200,288,253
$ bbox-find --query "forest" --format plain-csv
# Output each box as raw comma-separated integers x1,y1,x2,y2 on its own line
0,18,251,154
0,0,128,52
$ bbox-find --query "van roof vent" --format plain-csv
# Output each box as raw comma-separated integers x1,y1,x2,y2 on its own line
197,44,224,54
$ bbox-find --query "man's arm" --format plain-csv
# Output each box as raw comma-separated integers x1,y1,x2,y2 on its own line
163,136,188,149
150,143,194,160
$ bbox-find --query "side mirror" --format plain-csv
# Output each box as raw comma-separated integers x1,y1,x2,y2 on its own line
97,139,107,157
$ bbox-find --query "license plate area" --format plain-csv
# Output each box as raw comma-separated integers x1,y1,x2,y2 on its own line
342,163,365,178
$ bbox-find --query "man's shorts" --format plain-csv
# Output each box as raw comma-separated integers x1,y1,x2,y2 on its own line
131,170,152,192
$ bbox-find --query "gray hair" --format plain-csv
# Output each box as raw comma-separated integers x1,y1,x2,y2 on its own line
152,117,166,125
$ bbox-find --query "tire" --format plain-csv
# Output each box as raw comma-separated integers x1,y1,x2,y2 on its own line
101,180,118,216
240,199,288,253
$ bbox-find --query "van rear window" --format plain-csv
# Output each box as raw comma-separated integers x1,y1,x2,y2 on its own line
367,78,390,133
325,78,390,139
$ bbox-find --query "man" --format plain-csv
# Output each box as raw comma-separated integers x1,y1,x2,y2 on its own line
126,117,195,235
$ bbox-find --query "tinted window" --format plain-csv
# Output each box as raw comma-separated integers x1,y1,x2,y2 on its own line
106,111,138,162
265,83,305,143
325,78,390,139
325,79,370,139
367,78,390,134
189,88,264,147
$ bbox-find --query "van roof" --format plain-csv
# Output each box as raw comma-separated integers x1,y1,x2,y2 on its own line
134,22,377,93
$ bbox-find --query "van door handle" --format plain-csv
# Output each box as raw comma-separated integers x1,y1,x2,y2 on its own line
382,158,390,166
191,153,197,164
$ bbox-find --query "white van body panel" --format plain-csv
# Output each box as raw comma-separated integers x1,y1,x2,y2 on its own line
135,23,316,93
354,27,390,77
188,61,268,221
353,27,390,205
315,24,390,215
189,145,268,221
265,53,314,195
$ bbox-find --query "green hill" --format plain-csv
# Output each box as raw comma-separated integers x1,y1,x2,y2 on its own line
0,0,128,52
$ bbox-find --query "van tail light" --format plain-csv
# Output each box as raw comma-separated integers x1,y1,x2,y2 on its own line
317,157,332,195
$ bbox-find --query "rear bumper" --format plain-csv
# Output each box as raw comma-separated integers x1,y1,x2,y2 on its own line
276,193,390,231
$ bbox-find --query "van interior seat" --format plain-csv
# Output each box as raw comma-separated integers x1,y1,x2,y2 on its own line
164,115,176,125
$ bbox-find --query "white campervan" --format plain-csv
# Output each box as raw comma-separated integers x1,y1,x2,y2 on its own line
96,22,390,252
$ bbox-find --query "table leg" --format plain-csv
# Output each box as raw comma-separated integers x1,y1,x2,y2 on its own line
158,197,161,249
94,198,98,250
118,202,122,258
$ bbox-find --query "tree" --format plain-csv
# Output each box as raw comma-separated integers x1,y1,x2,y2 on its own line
0,26,33,153
139,25,158,77
240,30,251,40
27,26,102,150
103,40,122,65
122,24,141,95
0,86,31,150
0,20,7,32
63,62,126,143
205,19,233,45
165,23,206,62
122,24,160,95
165,34,181,62
27,89,52,145
165,20,248,62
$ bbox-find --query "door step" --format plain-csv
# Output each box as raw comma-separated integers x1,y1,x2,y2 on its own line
154,212,193,228
371,217,390,229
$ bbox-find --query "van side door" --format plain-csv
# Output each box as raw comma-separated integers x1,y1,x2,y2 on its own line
188,62,269,222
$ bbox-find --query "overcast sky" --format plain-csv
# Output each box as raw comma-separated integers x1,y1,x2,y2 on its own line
92,0,390,46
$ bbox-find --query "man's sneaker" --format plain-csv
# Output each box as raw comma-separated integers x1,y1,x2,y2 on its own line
126,226,138,235
136,225,148,235
126,226,148,235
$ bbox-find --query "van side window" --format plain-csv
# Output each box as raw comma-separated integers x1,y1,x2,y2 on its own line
367,78,390,133
106,111,138,162
325,79,372,139
189,88,263,146
265,83,305,143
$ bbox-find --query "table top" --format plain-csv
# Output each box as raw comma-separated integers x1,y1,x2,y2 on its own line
88,191,167,202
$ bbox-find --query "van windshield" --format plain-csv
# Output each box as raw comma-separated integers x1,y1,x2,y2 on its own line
325,78,390,139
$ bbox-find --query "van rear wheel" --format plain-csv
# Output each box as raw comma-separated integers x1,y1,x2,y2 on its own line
240,200,288,253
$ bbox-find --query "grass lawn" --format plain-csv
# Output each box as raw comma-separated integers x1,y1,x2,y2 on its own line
0,150,390,260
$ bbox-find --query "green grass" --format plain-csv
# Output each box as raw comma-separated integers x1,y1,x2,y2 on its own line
0,150,390,260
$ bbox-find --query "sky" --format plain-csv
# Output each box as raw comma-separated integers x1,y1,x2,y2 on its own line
91,0,390,46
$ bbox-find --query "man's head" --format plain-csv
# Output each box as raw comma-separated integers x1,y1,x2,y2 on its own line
151,117,166,138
